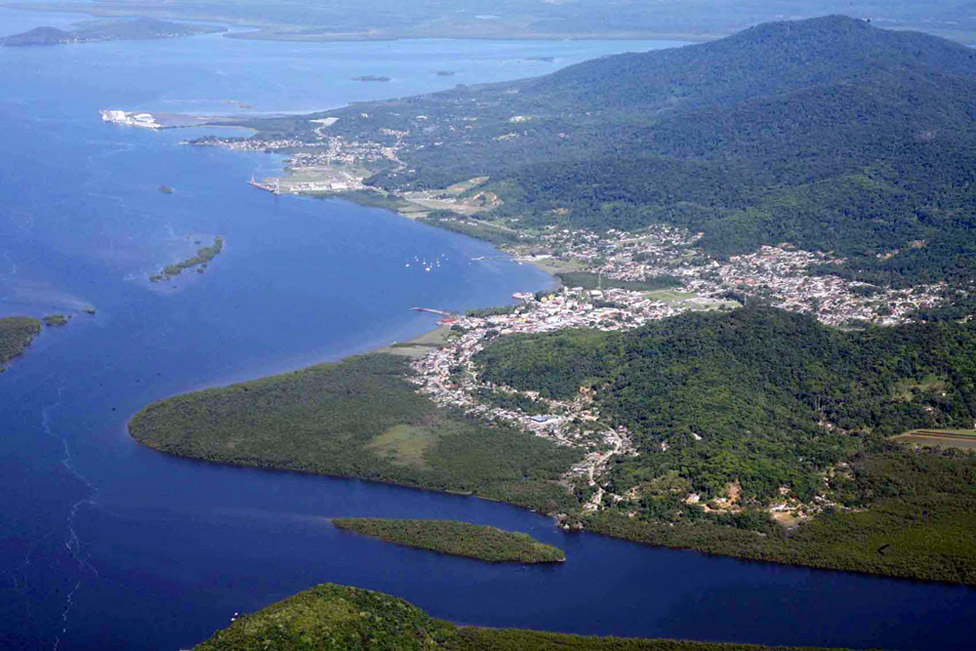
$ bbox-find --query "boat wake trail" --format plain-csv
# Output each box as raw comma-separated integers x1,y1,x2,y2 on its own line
41,386,99,651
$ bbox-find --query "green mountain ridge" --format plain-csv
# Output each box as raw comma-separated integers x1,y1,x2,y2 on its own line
234,15,976,286
523,15,976,113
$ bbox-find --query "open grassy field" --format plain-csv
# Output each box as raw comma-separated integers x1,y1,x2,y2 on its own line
367,424,445,470
526,256,585,277
378,324,453,358
645,289,698,303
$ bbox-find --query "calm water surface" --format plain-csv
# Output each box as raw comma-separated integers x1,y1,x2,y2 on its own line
1,8,975,650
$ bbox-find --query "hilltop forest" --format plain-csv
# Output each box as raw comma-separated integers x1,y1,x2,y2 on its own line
476,305,976,502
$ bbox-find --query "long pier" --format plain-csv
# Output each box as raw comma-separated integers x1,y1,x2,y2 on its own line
412,307,454,317
248,175,281,194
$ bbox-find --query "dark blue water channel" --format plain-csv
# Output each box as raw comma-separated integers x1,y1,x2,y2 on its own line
1,8,975,649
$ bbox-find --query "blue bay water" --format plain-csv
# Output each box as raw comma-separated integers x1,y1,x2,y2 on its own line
1,8,976,650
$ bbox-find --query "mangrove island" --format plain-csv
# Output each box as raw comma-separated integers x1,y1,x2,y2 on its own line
331,518,566,563
150,235,224,282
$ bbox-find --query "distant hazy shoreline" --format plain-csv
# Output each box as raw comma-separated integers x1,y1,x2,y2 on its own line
9,2,976,45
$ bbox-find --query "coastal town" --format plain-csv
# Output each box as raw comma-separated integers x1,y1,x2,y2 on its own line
513,224,948,328
182,119,949,330
409,287,700,511
187,121,401,172
127,106,953,519
404,223,949,515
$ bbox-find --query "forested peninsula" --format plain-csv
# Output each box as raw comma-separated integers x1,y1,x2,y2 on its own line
129,353,580,514
332,518,565,563
194,583,838,651
0,316,41,372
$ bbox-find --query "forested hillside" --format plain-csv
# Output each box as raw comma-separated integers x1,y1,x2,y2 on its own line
475,305,976,502
473,306,976,583
195,583,834,650
238,16,976,286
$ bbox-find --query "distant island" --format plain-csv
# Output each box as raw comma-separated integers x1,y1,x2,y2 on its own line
332,518,566,563
149,236,223,283
0,18,225,47
0,317,42,372
195,583,827,650
436,70,456,76
351,75,391,82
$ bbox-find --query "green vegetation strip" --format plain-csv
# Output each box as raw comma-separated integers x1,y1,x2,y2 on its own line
128,353,580,514
0,18,224,46
150,235,223,282
892,429,976,450
332,518,565,563
195,583,837,651
897,429,976,439
0,316,41,371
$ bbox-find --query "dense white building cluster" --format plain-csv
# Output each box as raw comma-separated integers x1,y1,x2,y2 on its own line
517,227,945,327
99,109,160,129
407,287,730,508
